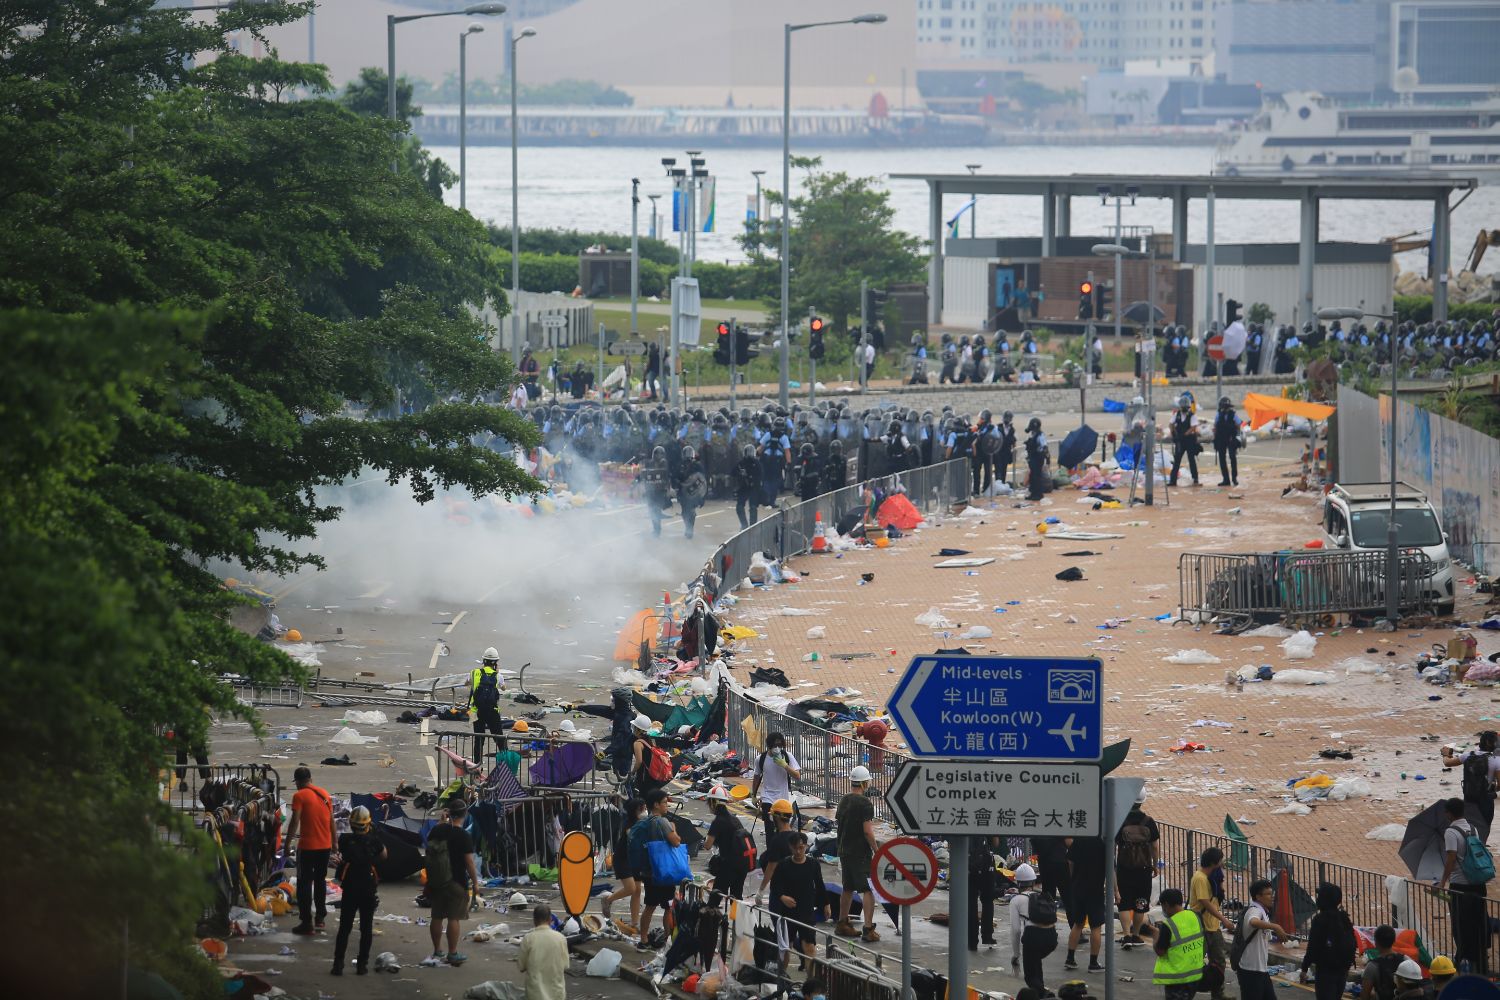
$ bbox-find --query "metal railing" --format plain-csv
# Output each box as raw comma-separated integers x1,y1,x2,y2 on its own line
1178,548,1436,626
160,762,281,815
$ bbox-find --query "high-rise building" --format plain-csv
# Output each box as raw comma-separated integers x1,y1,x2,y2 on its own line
920,1,1218,69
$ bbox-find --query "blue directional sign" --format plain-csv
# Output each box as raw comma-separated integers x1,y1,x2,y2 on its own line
887,655,1103,761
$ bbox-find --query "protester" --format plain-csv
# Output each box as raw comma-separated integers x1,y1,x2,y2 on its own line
518,904,570,1000
1006,863,1058,995
600,797,647,933
629,714,669,800
425,798,480,966
1234,879,1290,1000
1212,397,1241,487
1440,731,1499,840
968,834,1000,952
752,732,801,830
704,792,755,905
1152,888,1207,1000
755,799,798,903
286,765,334,936
1438,796,1491,974
1115,793,1160,947
1065,835,1107,974
644,343,661,401
1298,882,1356,1000
771,832,825,970
468,646,506,761
834,766,880,942
331,805,387,976
1429,956,1457,995
1393,959,1432,1000
1189,848,1231,1000
632,788,682,951
1360,925,1403,1000
1033,835,1070,906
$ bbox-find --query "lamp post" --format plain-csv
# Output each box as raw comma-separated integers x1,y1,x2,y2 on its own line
663,161,687,403
458,22,484,211
387,4,506,174
1097,185,1138,342
508,25,536,365
646,194,661,240
965,163,981,238
780,13,887,409
1320,305,1401,624
750,169,766,254
1096,242,1154,504
630,178,640,336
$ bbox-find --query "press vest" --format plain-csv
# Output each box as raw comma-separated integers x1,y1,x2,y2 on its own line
1152,909,1206,985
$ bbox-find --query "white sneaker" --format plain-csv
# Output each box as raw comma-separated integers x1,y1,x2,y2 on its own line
420,953,446,967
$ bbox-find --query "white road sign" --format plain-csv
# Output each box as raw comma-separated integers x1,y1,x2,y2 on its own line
888,759,1100,837
540,315,568,329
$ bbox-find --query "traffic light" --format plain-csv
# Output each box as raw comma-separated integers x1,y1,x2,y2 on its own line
1226,299,1242,326
735,323,752,365
809,316,826,361
1078,280,1094,320
1096,281,1113,321
713,321,731,365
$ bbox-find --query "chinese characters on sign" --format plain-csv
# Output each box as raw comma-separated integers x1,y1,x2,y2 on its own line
887,761,1101,837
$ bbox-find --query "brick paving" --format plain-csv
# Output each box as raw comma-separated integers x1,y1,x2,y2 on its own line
716,458,1499,875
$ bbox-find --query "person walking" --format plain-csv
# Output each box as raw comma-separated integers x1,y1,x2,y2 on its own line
1006,863,1059,996
468,647,506,762
1152,888,1208,1000
1168,399,1201,487
1189,848,1233,1000
1212,397,1241,487
1232,879,1291,1000
1438,796,1492,974
331,805,387,976
425,798,480,967
755,799,798,903
644,343,662,401
631,788,683,950
733,444,760,529
641,447,673,538
1064,835,1107,974
600,797,646,934
1024,417,1049,501
629,714,670,801
518,904,570,1000
1298,883,1357,1000
1441,730,1499,841
770,832,825,971
1115,792,1160,947
704,790,756,905
967,834,1000,952
286,765,334,936
834,766,880,942
751,732,801,832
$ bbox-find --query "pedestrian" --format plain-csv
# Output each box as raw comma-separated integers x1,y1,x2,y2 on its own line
1024,417,1049,501
1006,863,1058,996
754,799,797,903
1393,959,1433,1000
834,765,880,943
645,342,661,401
518,904,570,1000
1115,792,1160,947
1232,879,1291,1000
286,765,334,936
1438,796,1492,974
629,714,670,801
996,411,1017,487
1168,398,1201,487
704,789,756,905
630,788,683,950
771,832,825,970
1189,848,1232,1000
600,797,646,934
468,646,506,762
1032,835,1069,910
1064,835,1107,974
751,732,801,832
967,834,999,952
1359,925,1402,1000
1440,731,1498,840
424,798,480,967
330,805,387,976
1152,888,1208,1000
733,444,760,529
863,340,876,383
1212,396,1241,487
1298,882,1357,1000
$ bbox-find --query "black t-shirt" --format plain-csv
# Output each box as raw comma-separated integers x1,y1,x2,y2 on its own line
770,857,825,914
708,811,741,847
427,824,474,888
1115,811,1161,869
762,829,795,870
1066,836,1108,893
338,830,383,890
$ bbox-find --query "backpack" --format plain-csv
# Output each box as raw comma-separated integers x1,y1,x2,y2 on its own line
1463,752,1495,802
1026,891,1058,927
472,668,501,714
1368,952,1403,1000
424,830,454,888
1117,822,1154,869
339,832,382,890
646,746,674,783
721,825,757,874
627,816,660,874
1455,823,1496,883
1326,911,1357,968
1228,911,1262,973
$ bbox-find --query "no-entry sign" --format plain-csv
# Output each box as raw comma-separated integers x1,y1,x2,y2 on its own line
871,837,939,906
1206,335,1225,361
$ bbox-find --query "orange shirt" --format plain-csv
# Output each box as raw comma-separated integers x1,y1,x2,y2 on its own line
292,786,333,851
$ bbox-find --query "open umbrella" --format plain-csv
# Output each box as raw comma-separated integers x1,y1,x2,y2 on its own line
1122,301,1167,326
1058,424,1100,471
1400,799,1486,881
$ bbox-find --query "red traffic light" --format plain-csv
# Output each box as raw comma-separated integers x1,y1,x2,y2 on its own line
1079,281,1093,295
716,322,730,336
809,317,825,333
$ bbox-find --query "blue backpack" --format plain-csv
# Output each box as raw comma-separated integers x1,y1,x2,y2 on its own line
1457,824,1496,884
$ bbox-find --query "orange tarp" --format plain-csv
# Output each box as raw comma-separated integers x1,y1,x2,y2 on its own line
875,493,924,531
613,609,659,662
1242,392,1335,431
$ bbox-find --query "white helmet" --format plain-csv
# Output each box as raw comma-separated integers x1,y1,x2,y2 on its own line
849,765,872,784
482,646,500,662
1013,863,1038,884
509,891,529,907
558,719,576,732
1395,960,1423,983
707,783,731,802
631,713,654,732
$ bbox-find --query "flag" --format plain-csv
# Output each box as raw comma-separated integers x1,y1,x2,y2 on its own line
699,176,716,233
946,198,976,239
1223,813,1251,870
745,194,757,223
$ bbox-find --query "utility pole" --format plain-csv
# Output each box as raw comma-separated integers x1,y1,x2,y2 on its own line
630,178,640,336
729,316,737,411
808,306,817,405
859,279,869,395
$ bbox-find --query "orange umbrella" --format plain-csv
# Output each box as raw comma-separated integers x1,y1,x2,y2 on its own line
613,609,659,662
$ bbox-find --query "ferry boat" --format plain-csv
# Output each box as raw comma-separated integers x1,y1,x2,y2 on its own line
1215,91,1500,177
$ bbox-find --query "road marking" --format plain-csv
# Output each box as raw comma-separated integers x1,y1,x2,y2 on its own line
426,640,445,671
444,610,468,634
357,581,392,599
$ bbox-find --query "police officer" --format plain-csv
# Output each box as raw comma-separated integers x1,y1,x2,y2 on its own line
1168,397,1201,488
676,445,707,539
972,410,998,493
939,335,958,384
1024,417,1049,501
1212,397,1241,487
945,416,975,464
795,443,821,501
734,444,760,529
642,446,673,537
469,647,506,761
822,439,848,494
885,420,913,474
996,411,1018,487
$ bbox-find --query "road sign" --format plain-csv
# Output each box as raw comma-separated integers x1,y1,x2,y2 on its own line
1206,335,1225,361
540,315,568,329
872,837,939,906
887,759,1100,837
888,655,1103,760
607,340,648,357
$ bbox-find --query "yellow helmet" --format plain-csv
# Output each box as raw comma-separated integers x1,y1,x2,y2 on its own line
771,799,794,817
512,719,529,733
1430,957,1457,976
350,806,372,833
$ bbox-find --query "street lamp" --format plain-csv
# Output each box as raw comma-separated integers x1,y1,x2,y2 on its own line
965,163,982,239
780,13,886,408
1096,242,1156,505
1097,186,1137,342
646,193,661,240
458,22,484,212
509,25,537,365
750,169,766,253
1319,305,1402,626
386,4,507,173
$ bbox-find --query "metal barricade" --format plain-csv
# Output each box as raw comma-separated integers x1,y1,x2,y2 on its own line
160,761,281,814
1179,549,1436,626
430,730,611,796
472,787,617,874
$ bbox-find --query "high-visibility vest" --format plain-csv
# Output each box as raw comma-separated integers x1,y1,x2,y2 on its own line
1153,909,1207,986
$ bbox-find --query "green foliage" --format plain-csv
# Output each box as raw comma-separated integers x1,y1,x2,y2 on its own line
338,65,455,199
1394,295,1499,325
487,226,679,267
411,74,634,107
1248,302,1275,325
0,2,541,990
500,252,582,294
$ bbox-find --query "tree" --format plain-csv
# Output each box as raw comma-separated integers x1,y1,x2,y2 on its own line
339,66,455,199
742,157,923,333
0,2,539,991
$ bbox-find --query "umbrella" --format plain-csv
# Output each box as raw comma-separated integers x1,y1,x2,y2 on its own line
1058,425,1100,471
376,821,428,881
1400,800,1486,881
528,741,597,788
1123,301,1167,326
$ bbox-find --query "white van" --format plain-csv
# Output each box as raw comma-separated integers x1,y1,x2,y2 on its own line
1322,482,1456,615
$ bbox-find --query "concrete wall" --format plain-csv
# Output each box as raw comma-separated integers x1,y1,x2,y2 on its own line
941,257,992,330
1189,261,1393,330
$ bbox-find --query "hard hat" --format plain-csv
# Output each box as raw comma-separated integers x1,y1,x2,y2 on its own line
483,646,500,661
1013,863,1038,884
558,719,576,732
849,765,872,784
1395,960,1424,982
284,629,302,642
631,713,654,732
509,891,529,907
350,805,372,833
512,719,529,733
1430,957,1456,976
707,784,731,802
770,799,794,817
1134,788,1148,805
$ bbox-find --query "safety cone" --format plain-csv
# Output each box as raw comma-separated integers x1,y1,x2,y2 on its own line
811,511,828,553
